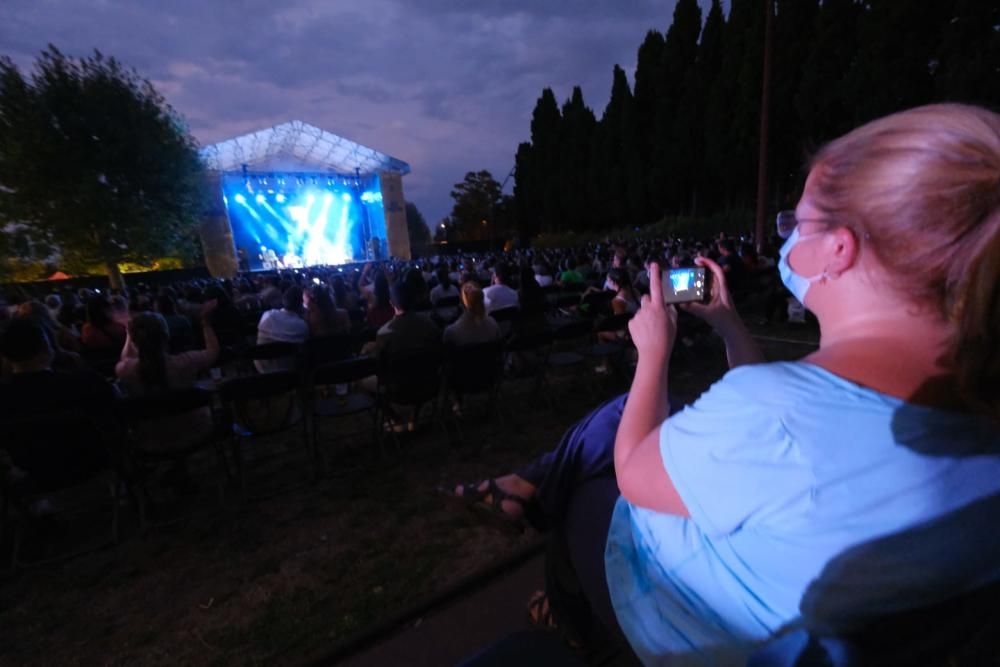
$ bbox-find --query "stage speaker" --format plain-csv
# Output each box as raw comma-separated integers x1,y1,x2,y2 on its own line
380,171,411,260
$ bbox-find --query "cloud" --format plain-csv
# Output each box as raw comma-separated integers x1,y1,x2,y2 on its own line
3,0,697,227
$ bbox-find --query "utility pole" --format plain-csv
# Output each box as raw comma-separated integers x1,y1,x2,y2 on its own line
754,0,774,252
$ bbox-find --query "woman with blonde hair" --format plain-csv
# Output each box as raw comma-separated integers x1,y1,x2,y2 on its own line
443,281,501,347
452,104,1000,663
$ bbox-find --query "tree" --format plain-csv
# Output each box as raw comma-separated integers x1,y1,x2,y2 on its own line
405,201,431,256
448,170,502,241
557,87,597,230
405,201,431,252
0,46,207,288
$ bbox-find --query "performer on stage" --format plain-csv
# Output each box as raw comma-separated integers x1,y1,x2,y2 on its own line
283,243,303,269
259,245,279,270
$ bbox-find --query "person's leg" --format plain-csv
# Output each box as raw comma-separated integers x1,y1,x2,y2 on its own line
451,392,680,524
516,393,628,521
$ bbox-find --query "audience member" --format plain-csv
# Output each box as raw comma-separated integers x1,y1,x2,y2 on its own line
304,282,349,337
115,301,219,395
443,283,501,347
483,263,519,314
80,295,127,351
255,286,308,373
430,267,460,305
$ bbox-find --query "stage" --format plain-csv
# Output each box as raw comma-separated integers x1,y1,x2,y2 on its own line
198,120,413,277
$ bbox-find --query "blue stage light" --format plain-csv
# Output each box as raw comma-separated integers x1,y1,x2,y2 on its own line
255,194,266,204
306,193,316,205
275,193,286,203
234,193,246,204
324,193,334,203
342,193,352,202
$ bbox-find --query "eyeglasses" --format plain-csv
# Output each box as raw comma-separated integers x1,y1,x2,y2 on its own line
775,210,831,240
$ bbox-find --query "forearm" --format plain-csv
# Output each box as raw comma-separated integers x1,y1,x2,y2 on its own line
714,315,765,369
614,357,670,473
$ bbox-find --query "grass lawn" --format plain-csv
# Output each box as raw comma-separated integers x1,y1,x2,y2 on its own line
0,322,816,666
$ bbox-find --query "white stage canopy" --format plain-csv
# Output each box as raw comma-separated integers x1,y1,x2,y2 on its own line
200,120,410,176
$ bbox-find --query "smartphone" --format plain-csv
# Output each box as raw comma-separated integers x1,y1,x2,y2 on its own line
661,267,708,305
312,277,321,285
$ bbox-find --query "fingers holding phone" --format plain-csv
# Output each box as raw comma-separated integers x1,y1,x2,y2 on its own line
680,257,736,329
629,263,677,365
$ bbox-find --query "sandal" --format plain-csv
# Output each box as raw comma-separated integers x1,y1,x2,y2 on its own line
437,478,528,533
527,590,558,631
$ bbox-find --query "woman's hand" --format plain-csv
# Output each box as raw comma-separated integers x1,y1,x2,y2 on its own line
628,263,677,366
680,256,737,330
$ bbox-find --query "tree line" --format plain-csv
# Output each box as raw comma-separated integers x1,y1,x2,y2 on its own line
513,0,999,239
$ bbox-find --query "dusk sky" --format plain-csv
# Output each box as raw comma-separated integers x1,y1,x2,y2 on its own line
4,1,702,230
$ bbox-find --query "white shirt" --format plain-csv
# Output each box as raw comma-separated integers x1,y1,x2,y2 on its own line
430,283,460,304
535,274,554,287
483,284,519,313
255,308,308,373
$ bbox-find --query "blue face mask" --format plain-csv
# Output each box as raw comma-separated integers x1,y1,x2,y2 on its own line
778,227,826,305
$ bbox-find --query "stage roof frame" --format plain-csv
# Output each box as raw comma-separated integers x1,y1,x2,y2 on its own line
200,120,410,176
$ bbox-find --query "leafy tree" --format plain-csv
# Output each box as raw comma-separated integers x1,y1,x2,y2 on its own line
795,0,862,148
633,30,665,219
0,46,206,288
529,89,562,231
656,0,703,216
557,87,597,230
513,141,537,239
448,170,502,241
405,201,431,252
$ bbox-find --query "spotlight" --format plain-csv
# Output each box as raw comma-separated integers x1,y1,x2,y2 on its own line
275,193,286,203
256,194,266,204
324,193,334,203
234,193,246,204
342,193,352,202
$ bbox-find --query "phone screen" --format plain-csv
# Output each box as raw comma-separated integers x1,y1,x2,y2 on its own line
661,267,706,304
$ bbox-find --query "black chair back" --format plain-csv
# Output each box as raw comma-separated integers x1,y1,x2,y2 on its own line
1,411,109,492
219,370,302,435
116,387,214,422
242,341,301,362
219,370,300,402
302,334,357,368
379,347,443,407
446,340,504,395
311,356,378,387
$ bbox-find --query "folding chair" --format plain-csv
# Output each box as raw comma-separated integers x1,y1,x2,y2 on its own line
301,333,358,370
376,347,445,447
505,329,554,410
218,370,308,495
1,411,121,568
240,341,301,375
308,356,379,466
444,340,506,442
116,387,228,522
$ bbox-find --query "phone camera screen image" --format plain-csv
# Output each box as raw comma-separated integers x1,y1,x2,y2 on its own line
662,267,706,304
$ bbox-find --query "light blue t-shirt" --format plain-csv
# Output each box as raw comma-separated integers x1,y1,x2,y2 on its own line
604,362,1000,666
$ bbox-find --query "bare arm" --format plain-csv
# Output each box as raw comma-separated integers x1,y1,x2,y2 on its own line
682,257,764,369
614,263,690,516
